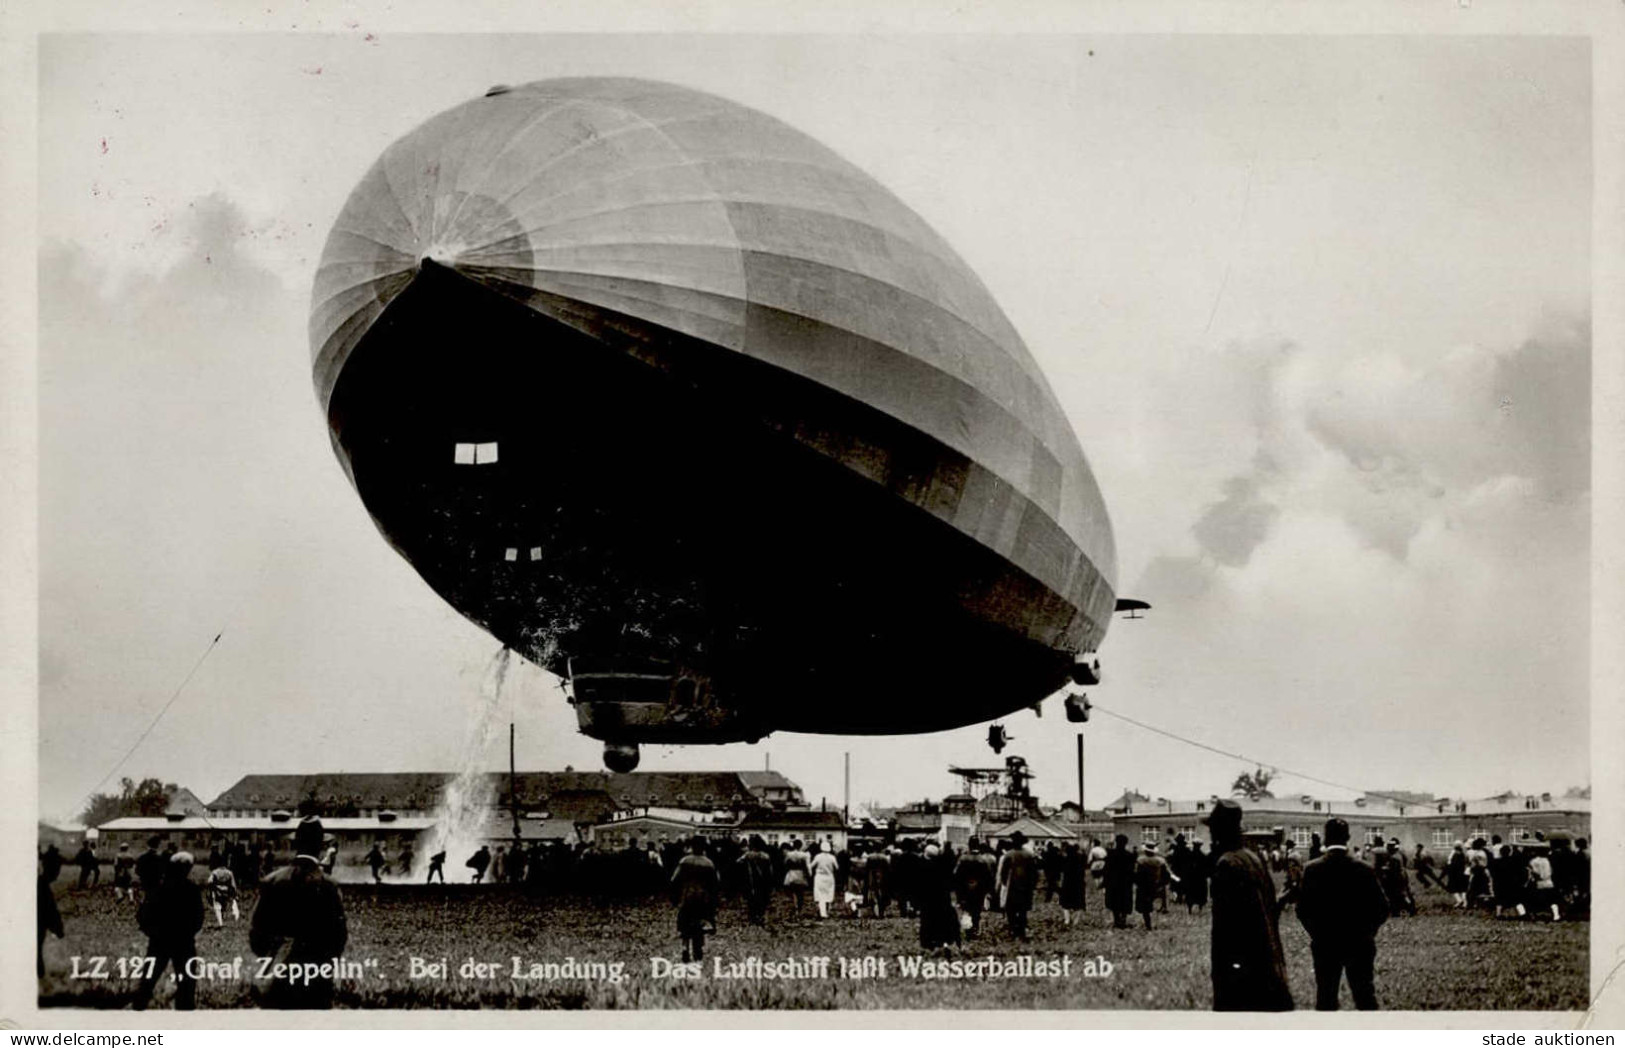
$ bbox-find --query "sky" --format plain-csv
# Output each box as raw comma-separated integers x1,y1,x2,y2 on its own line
35,32,1592,822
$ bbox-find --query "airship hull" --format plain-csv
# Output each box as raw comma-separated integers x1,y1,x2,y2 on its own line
328,260,1111,738
313,78,1120,755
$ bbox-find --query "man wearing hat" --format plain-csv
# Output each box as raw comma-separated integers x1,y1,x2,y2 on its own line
131,850,203,1010
998,831,1039,941
1296,816,1389,1010
249,816,348,1009
1134,842,1176,930
1204,798,1293,1011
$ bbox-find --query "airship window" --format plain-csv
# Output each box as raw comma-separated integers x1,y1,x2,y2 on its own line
453,443,476,465
504,548,519,562
476,442,499,464
529,547,542,561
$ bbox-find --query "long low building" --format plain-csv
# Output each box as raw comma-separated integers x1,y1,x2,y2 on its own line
1111,792,1591,855
204,769,806,820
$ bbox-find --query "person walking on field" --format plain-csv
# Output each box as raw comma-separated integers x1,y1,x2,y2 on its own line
1527,846,1560,921
38,857,64,978
1490,845,1526,919
917,844,962,951
998,831,1040,941
132,851,204,1010
954,840,997,937
738,835,775,926
249,817,348,1009
112,843,137,902
1058,841,1089,926
1413,843,1442,891
671,836,720,963
1103,835,1136,929
1296,817,1388,1011
1379,840,1416,917
365,843,386,884
809,841,839,919
74,841,100,889
1444,842,1469,908
1466,838,1494,910
426,849,446,884
1185,841,1211,913
1205,799,1293,1012
1134,843,1175,930
466,845,491,883
208,863,241,926
782,840,811,912
134,836,165,906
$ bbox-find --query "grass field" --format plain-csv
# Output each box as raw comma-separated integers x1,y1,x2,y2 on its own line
39,879,1587,1011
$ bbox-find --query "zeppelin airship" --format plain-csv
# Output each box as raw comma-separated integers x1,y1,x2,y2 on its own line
312,77,1119,771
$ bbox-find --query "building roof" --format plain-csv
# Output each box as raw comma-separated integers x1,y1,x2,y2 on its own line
736,771,800,791
894,809,943,833
208,770,796,814
736,809,845,831
165,786,209,816
1111,793,1592,823
98,815,439,832
1103,790,1152,811
984,817,1076,840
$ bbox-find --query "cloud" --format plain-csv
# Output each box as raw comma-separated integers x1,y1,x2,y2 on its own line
1112,311,1589,800
1137,311,1589,584
1192,473,1280,567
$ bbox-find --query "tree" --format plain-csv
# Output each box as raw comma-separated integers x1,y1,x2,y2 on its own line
1230,767,1276,801
78,777,178,828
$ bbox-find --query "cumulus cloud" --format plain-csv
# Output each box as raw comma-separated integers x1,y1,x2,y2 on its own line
1192,473,1280,566
1113,312,1589,800
1135,312,1589,586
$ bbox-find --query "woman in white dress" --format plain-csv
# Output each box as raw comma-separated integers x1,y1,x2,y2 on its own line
809,842,840,919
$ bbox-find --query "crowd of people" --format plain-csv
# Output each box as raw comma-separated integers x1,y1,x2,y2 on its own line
37,812,1592,1013
39,821,349,1010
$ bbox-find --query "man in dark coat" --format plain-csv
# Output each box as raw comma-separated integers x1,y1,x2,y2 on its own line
40,844,63,885
132,851,204,1010
1103,834,1137,928
1296,817,1388,1010
1168,834,1191,905
74,842,100,888
998,832,1040,941
671,836,720,962
134,836,166,904
1134,843,1174,930
953,840,997,937
865,847,892,918
1185,841,1211,912
249,817,349,1009
1057,841,1089,924
1205,799,1293,1012
1380,840,1416,916
1041,842,1064,904
38,860,64,978
917,844,962,950
737,835,775,926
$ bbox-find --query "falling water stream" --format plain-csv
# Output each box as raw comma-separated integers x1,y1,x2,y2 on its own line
413,647,513,880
